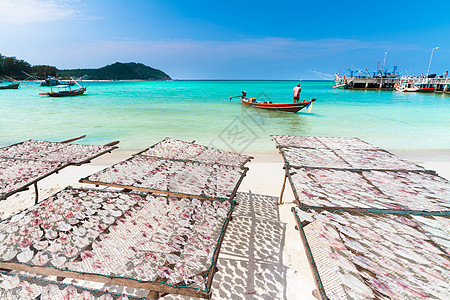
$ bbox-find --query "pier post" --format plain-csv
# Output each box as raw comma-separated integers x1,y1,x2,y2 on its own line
365,82,369,89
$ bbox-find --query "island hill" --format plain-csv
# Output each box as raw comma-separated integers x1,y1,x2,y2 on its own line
58,62,171,81
0,54,171,80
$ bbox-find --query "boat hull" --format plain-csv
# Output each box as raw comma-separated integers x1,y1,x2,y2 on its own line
241,98,316,113
0,83,19,90
333,83,347,89
395,87,434,93
43,87,86,97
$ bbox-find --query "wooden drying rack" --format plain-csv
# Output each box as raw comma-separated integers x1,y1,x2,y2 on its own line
0,189,236,299
80,156,249,202
133,137,253,168
0,135,119,203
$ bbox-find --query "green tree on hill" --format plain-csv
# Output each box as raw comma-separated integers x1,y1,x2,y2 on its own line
0,54,32,77
1,55,171,80
31,65,58,78
58,62,171,80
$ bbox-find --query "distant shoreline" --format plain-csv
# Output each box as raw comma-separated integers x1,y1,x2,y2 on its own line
26,79,333,82
173,79,333,81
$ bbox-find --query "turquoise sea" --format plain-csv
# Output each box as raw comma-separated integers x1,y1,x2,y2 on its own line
0,80,449,152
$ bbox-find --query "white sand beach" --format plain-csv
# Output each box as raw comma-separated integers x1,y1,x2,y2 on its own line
0,149,449,299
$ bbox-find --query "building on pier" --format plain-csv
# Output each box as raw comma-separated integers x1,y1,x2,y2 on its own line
344,77,449,93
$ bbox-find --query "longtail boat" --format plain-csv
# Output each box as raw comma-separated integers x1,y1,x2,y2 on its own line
41,77,75,86
39,77,86,97
0,83,19,90
241,97,316,113
40,87,86,97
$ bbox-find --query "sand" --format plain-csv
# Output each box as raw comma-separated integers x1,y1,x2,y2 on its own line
0,149,448,299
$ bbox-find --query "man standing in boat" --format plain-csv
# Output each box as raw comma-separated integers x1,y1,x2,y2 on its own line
293,83,301,103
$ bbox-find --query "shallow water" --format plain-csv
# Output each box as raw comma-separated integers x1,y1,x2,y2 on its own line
0,80,449,151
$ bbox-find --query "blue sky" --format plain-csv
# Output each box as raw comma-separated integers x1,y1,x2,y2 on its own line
0,0,449,79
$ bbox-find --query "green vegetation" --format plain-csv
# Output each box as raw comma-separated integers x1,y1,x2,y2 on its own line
0,54,32,77
1,54,171,80
58,62,171,80
32,65,58,77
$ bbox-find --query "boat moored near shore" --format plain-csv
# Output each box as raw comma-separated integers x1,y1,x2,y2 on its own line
241,97,316,113
39,77,87,97
0,82,19,90
394,80,434,93
40,86,87,97
230,90,316,113
41,77,75,87
333,75,348,89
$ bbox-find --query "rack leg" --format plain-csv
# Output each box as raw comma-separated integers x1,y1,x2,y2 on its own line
147,291,159,299
279,169,288,205
34,182,39,204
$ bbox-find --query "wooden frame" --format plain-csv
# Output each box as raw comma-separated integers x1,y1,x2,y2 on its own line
275,137,441,210
134,137,253,168
0,263,210,298
271,135,325,150
229,168,248,200
279,167,291,205
144,201,235,299
0,136,119,165
60,134,87,143
286,166,448,215
80,156,249,201
273,135,432,174
0,189,236,299
0,158,68,203
278,136,450,300
0,136,87,159
71,140,119,166
0,270,146,299
271,135,380,151
0,136,119,202
292,207,449,300
291,209,328,300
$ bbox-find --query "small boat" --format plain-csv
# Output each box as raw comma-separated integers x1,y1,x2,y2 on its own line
41,77,59,86
41,77,75,86
0,82,20,90
40,77,87,97
241,97,316,113
40,86,86,97
394,80,434,93
333,75,347,89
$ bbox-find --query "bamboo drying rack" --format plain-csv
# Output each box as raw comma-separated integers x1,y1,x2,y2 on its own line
0,188,237,299
134,137,253,168
0,135,119,203
80,155,249,201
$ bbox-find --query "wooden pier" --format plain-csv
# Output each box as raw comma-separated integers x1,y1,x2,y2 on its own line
346,77,450,93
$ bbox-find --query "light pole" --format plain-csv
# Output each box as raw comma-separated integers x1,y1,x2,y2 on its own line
426,47,439,77
382,51,388,72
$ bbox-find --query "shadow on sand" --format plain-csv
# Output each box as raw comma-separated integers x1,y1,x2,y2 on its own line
212,191,288,300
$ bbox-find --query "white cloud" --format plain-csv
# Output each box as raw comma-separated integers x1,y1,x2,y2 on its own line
10,36,423,78
77,37,416,61
0,0,83,23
